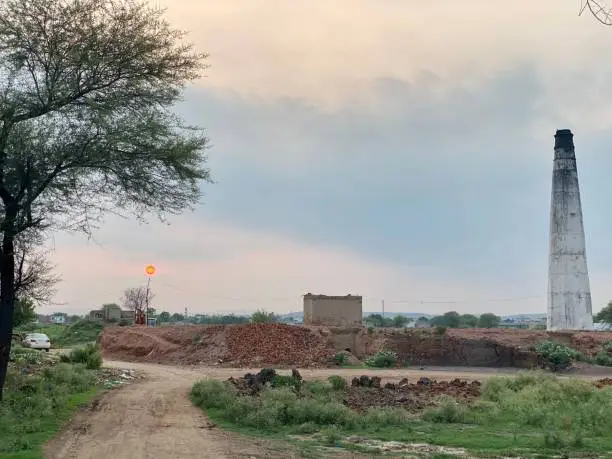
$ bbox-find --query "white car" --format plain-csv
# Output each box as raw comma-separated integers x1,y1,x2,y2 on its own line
22,333,51,352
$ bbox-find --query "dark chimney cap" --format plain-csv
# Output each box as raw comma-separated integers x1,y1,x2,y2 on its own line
554,129,574,150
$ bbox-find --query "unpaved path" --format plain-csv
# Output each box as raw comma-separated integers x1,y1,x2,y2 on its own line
44,360,603,459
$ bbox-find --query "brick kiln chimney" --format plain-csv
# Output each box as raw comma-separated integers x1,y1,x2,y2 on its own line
547,129,593,330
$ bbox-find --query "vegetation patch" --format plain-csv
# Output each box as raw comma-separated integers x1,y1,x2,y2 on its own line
364,350,398,368
16,319,104,348
191,371,612,457
1,349,103,459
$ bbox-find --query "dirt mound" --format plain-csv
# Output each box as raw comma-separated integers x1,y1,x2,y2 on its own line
344,376,481,412
367,328,612,368
595,378,612,388
100,324,334,367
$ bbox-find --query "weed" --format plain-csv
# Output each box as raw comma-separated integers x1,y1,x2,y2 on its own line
59,343,103,369
595,352,612,366
435,326,447,335
535,340,581,371
364,350,397,368
327,375,346,390
334,352,347,365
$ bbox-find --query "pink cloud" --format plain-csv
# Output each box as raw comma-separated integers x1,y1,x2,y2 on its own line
37,215,571,316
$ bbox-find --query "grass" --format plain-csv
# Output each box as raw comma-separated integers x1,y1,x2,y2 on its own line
16,319,104,348
0,346,103,459
190,371,612,458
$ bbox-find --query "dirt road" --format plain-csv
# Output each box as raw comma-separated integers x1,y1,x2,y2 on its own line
43,361,601,459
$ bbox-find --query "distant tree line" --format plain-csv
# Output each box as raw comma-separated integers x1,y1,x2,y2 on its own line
364,311,502,329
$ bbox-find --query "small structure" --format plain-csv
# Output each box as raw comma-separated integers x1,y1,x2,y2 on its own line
51,313,67,325
303,293,363,327
89,303,134,323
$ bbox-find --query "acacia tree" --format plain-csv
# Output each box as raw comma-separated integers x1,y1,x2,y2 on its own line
14,231,60,304
121,286,153,312
0,0,211,400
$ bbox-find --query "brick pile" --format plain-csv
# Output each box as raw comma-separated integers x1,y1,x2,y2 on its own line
224,323,334,367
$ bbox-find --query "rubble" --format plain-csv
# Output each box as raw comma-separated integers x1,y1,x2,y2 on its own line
344,377,481,413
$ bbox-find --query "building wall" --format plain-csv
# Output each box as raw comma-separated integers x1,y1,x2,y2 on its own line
303,294,363,327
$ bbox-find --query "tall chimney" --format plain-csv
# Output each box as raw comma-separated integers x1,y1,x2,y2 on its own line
547,129,593,330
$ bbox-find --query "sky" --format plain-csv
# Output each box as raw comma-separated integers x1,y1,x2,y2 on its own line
41,0,612,317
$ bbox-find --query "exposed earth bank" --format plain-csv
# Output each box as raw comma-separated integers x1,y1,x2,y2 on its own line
99,324,612,369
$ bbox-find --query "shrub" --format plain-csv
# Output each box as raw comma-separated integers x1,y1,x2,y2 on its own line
422,396,468,423
54,319,104,347
435,326,447,335
595,352,612,366
250,309,277,324
367,326,374,334
60,343,103,369
535,340,580,371
327,375,346,390
334,352,348,365
364,350,398,368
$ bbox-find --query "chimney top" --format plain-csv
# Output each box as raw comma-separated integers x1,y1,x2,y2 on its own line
554,129,574,150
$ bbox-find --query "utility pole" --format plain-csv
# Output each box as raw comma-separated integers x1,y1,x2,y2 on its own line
382,300,385,319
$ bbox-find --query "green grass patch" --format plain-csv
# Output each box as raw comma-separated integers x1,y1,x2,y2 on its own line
16,319,104,348
0,358,102,459
190,371,612,457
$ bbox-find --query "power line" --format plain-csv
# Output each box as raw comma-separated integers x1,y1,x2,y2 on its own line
154,280,544,305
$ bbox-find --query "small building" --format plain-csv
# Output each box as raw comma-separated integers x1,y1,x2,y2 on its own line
303,293,362,327
89,303,134,323
51,313,67,325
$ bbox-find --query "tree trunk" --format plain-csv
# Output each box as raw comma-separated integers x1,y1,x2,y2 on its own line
0,230,16,402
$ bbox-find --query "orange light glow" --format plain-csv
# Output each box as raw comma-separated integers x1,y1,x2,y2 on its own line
145,265,156,276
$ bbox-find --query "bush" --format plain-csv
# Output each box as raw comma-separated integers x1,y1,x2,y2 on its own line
60,343,103,369
327,375,346,390
334,352,348,365
535,340,581,371
250,309,277,324
595,352,612,366
364,350,398,368
422,396,468,423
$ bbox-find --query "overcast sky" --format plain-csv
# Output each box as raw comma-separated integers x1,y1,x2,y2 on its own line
44,0,612,316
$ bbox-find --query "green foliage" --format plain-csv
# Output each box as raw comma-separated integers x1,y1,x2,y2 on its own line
1,360,98,456
595,352,612,366
54,319,104,347
595,301,612,324
364,314,412,328
435,325,447,335
250,309,277,324
459,314,478,328
430,311,461,328
364,350,398,368
190,379,410,431
422,396,468,423
327,375,346,390
334,352,348,365
477,313,502,328
272,375,302,391
59,343,103,369
191,371,612,456
535,340,581,371
13,297,37,327
9,345,44,365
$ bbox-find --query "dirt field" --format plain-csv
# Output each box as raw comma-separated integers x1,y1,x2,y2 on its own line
100,324,612,369
44,359,611,459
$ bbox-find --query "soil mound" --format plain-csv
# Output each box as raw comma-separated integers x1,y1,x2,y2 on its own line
345,376,481,412
371,328,612,368
100,324,334,367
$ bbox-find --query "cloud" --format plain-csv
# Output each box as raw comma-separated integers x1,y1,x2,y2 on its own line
44,215,556,316
156,0,612,103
